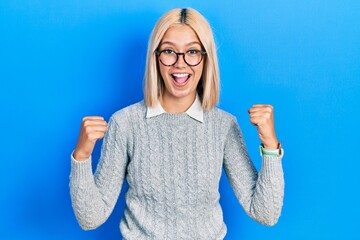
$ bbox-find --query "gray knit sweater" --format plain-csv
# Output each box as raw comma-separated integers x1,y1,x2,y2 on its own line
70,101,284,239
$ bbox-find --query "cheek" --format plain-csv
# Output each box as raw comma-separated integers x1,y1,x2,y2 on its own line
158,61,168,80
194,64,204,81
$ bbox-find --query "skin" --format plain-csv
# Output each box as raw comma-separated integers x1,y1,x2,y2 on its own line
73,116,107,160
157,24,204,113
248,104,279,149
73,24,279,161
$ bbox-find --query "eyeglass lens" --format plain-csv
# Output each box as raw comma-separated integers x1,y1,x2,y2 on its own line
158,51,204,66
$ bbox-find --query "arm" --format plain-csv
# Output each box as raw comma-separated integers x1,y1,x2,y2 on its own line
70,116,129,230
223,106,284,226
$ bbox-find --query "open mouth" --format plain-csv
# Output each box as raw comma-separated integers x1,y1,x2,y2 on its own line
171,73,191,86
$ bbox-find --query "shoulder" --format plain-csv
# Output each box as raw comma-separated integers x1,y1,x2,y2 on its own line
110,100,146,126
205,107,237,124
104,101,146,141
204,107,242,142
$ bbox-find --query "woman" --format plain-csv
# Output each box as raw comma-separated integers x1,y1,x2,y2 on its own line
70,8,284,239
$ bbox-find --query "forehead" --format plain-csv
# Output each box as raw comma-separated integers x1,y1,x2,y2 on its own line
160,24,201,47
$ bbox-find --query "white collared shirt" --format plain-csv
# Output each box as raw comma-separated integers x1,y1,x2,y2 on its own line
146,94,204,123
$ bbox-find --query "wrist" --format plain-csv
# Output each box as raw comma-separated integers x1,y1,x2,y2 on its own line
262,139,279,149
259,142,283,157
73,150,90,161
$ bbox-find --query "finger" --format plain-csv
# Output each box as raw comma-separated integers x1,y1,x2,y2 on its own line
249,111,268,117
249,111,272,119
84,126,107,136
87,125,107,132
248,104,273,113
89,120,108,127
83,116,105,121
248,109,273,117
249,117,263,126
252,104,269,108
83,119,107,127
87,131,106,141
250,115,273,126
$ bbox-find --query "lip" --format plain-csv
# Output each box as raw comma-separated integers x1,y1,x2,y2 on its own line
171,72,191,87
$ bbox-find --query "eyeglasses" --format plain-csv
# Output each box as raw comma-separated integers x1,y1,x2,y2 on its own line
156,49,207,67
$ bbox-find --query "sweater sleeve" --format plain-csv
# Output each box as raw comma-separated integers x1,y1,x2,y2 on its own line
223,117,284,226
69,115,129,230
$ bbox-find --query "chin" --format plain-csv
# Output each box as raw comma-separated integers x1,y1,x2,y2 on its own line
169,89,193,99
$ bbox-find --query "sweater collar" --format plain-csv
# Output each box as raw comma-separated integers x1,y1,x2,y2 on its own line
146,94,204,123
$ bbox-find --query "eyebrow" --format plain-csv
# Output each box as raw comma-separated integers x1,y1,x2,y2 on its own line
160,41,202,47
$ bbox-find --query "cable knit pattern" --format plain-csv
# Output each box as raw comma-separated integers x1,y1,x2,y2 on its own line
70,101,284,239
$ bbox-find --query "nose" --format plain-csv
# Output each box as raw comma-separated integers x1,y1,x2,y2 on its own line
173,54,187,68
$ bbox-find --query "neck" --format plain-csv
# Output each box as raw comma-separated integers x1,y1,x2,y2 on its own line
161,93,196,113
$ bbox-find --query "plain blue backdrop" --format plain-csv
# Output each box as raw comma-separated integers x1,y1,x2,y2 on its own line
1,0,359,239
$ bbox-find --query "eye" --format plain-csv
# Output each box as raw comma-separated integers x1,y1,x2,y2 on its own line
187,49,200,55
162,49,175,54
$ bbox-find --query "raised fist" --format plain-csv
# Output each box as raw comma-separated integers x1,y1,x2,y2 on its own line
73,116,108,161
248,104,279,149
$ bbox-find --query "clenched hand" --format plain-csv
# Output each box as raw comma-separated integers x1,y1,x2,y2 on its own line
248,104,279,149
73,116,108,161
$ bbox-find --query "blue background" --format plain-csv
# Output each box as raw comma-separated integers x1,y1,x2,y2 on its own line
1,0,359,239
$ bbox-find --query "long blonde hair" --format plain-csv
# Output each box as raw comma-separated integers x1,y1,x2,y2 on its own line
144,8,220,110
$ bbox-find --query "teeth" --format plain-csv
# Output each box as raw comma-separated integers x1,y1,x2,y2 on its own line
173,73,189,78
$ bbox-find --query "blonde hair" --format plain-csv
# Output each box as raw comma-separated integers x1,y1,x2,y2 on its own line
144,8,220,110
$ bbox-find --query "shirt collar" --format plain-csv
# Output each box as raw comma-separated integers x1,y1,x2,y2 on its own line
146,94,204,123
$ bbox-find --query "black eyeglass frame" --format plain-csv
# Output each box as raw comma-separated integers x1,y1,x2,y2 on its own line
155,49,207,67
